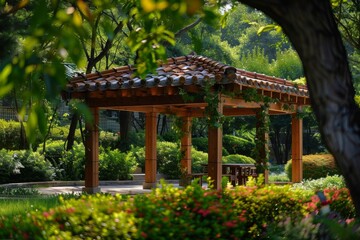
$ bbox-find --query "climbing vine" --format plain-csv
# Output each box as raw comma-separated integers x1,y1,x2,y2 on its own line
179,80,225,128
242,88,274,174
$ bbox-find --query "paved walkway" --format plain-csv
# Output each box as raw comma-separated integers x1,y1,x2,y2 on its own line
37,184,179,195
1,180,182,196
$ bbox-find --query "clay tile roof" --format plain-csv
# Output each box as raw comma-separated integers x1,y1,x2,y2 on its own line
63,55,309,100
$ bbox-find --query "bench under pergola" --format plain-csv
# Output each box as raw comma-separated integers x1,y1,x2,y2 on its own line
62,55,310,193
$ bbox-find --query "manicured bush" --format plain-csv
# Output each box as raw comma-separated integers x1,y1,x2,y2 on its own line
99,148,137,180
38,140,65,167
191,148,208,173
0,149,21,184
99,131,119,149
192,137,208,152
47,125,81,142
285,154,340,180
223,154,255,164
59,142,85,181
192,137,229,156
127,142,209,178
0,120,22,150
293,175,346,192
127,146,145,172
0,194,138,239
230,184,311,238
223,134,255,157
157,141,181,179
0,150,55,183
0,182,327,240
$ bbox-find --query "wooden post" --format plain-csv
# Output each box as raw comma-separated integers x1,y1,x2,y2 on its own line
143,111,158,189
180,116,192,186
291,112,303,182
83,107,101,194
207,95,223,190
255,107,269,184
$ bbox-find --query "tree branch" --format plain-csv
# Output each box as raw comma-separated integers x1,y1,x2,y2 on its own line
174,17,202,38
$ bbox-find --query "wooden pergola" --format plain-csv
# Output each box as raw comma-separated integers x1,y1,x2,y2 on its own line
62,55,310,193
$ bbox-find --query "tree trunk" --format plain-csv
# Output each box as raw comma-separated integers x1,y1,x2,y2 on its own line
270,127,282,164
66,112,79,151
238,0,360,215
118,111,131,151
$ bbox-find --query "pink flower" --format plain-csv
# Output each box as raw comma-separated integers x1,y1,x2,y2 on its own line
224,220,237,228
198,209,211,217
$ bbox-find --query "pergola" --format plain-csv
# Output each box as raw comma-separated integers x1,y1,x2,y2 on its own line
62,55,310,193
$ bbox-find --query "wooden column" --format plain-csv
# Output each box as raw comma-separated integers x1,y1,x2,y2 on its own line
180,116,192,186
83,107,100,194
255,108,269,184
207,96,223,190
143,111,158,189
291,112,303,182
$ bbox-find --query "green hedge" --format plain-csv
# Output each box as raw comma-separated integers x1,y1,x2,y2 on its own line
0,183,337,239
285,154,340,180
223,154,255,164
127,141,208,178
222,135,255,157
99,148,137,180
0,149,55,184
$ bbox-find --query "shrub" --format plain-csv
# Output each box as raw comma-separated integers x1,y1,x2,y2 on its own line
99,148,137,180
223,134,255,157
59,142,85,181
47,125,81,142
0,149,22,184
228,184,311,238
99,131,119,149
192,137,208,152
293,175,346,192
192,137,229,156
0,182,322,240
285,154,340,180
127,146,145,172
157,141,181,179
37,140,65,167
191,148,208,173
269,173,290,182
0,150,55,183
0,120,22,150
0,194,138,239
223,154,255,164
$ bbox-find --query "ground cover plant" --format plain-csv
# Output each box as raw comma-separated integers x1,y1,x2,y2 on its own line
0,179,357,239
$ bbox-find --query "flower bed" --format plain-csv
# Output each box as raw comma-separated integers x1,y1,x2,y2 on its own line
0,181,357,239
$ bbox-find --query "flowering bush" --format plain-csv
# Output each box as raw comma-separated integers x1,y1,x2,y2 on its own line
0,176,357,240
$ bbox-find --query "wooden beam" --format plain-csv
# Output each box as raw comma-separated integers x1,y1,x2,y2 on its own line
291,111,303,183
180,116,192,186
83,107,101,194
207,95,223,190
87,95,205,108
143,111,158,189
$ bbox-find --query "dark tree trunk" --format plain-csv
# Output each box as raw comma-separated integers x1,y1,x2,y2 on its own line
238,0,360,215
66,112,79,151
270,127,282,164
118,111,132,151
284,124,291,164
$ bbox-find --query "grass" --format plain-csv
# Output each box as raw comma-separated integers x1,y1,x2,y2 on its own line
268,164,290,182
0,187,81,218
0,197,61,217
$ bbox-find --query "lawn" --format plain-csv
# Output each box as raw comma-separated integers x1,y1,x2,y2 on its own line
0,197,61,217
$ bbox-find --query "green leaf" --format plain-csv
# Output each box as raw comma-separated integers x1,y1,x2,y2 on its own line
257,24,282,35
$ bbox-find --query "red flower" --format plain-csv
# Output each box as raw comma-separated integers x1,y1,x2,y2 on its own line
141,231,148,238
224,220,237,228
198,209,211,217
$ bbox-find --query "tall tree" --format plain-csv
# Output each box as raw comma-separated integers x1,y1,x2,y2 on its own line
236,0,360,215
